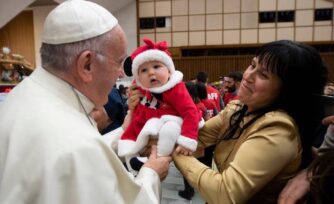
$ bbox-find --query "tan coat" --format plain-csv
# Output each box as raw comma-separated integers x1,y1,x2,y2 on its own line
173,101,302,204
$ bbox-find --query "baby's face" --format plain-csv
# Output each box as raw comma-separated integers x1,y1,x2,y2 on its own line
138,61,170,88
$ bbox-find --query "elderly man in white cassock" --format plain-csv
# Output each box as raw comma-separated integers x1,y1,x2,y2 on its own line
0,0,171,203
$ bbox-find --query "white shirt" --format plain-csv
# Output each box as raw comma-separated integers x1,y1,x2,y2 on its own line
0,67,160,204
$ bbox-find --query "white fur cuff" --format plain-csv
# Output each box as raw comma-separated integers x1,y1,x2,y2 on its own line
177,135,198,152
118,140,138,157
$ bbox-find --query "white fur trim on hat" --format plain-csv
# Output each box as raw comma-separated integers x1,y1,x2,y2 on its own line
132,49,176,88
42,0,118,44
177,135,198,152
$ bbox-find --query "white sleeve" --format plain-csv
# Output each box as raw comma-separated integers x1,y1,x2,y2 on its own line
40,140,161,204
101,127,124,151
101,128,162,203
133,167,161,204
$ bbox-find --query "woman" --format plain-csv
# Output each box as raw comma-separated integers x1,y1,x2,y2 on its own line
172,40,328,203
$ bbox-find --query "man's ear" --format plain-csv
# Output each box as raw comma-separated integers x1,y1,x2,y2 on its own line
76,50,93,82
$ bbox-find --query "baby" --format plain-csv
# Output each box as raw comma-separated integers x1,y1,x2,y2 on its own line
118,38,204,163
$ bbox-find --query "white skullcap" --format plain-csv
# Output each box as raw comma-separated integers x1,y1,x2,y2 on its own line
42,0,118,44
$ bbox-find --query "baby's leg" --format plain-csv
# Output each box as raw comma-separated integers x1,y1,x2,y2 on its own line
157,121,181,156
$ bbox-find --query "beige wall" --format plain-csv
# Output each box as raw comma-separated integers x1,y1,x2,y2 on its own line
138,0,334,47
31,5,54,67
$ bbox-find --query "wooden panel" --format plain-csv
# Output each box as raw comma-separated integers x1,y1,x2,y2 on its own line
321,53,334,83
0,10,35,68
174,55,253,82
174,53,334,83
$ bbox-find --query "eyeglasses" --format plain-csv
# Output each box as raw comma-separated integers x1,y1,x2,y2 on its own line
91,50,128,68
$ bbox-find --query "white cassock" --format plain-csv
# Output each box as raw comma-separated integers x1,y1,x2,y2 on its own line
0,67,160,204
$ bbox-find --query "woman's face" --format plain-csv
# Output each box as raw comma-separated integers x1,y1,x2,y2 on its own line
238,57,282,112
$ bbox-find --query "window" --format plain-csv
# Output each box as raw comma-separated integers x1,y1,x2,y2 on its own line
259,11,276,23
139,18,155,29
259,11,295,23
139,17,168,29
277,11,294,22
156,17,166,28
315,9,333,21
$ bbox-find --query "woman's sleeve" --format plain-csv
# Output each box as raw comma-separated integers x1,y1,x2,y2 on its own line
173,115,299,204
197,101,234,148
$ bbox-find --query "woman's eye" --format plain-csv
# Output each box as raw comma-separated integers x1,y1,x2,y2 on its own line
259,71,269,79
250,63,256,69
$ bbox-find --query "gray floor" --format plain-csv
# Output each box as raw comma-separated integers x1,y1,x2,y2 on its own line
161,162,205,204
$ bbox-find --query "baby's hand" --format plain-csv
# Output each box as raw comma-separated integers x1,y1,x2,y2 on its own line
175,145,193,156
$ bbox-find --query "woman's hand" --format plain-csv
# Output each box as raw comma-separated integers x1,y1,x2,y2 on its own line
175,145,193,156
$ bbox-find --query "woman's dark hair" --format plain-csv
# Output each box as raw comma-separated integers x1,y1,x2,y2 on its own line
307,148,334,204
222,40,328,168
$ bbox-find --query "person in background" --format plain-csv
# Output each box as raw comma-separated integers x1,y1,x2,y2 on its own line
0,1,171,203
185,81,207,120
306,148,334,204
196,81,218,120
172,40,328,204
223,71,243,105
279,148,334,204
118,84,129,106
178,81,208,200
323,82,334,97
196,71,223,111
279,115,334,204
90,86,127,134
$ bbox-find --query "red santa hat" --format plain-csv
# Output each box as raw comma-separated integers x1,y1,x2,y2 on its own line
130,38,182,93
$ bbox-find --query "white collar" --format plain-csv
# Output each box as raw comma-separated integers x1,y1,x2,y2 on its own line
30,67,95,117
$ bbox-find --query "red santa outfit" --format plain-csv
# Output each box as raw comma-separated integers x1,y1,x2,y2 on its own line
118,38,204,157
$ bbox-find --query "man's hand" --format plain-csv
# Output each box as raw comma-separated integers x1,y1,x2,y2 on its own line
128,84,142,111
143,145,171,181
139,138,158,157
278,170,310,204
